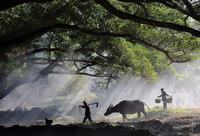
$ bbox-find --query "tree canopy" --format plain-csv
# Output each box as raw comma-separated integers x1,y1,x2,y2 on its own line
0,0,200,99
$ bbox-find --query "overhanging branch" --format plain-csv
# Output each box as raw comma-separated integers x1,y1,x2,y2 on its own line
0,0,53,11
94,0,200,37
1,23,190,63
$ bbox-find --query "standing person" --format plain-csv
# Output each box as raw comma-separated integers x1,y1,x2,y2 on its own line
79,101,93,123
158,88,170,110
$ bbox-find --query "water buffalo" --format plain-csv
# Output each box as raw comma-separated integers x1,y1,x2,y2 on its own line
104,100,150,121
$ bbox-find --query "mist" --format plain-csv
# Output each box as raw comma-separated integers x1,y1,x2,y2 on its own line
0,60,200,124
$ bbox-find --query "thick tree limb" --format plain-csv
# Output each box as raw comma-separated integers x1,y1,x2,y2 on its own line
0,23,138,50
94,0,200,37
1,23,189,63
118,0,200,21
0,0,53,11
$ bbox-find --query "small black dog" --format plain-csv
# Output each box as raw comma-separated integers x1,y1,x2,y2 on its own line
45,118,53,126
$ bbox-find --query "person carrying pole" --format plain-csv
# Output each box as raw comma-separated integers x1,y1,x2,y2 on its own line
79,101,98,123
158,88,170,110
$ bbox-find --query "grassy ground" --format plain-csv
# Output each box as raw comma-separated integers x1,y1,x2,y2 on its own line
147,106,200,120
110,107,200,135
110,106,200,123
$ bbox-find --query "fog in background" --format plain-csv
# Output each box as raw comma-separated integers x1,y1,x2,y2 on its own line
0,60,200,123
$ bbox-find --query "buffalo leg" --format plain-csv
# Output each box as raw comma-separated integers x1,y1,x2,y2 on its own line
163,101,167,110
137,112,141,118
122,114,127,122
142,110,147,118
82,117,87,123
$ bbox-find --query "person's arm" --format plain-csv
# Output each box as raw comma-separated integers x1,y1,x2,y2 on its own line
158,94,162,97
79,105,86,108
82,106,86,108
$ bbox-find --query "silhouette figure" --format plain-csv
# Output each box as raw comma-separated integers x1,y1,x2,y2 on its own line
158,88,170,110
45,117,53,126
79,101,93,123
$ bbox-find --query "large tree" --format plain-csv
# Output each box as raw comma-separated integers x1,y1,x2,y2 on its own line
0,0,199,99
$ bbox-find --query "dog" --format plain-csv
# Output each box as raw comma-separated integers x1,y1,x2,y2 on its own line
45,117,53,126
